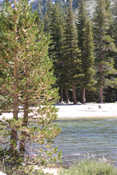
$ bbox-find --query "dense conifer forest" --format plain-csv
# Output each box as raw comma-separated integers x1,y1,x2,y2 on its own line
0,0,117,105
32,0,117,104
0,0,117,104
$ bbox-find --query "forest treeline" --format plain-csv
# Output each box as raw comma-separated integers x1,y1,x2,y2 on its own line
42,0,117,104
0,0,117,105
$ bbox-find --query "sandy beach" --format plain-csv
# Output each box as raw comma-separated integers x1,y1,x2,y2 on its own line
56,103,117,120
1,103,117,120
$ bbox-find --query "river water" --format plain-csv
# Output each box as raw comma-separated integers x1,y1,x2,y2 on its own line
54,119,117,166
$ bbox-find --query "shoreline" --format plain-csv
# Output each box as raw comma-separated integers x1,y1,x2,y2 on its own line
56,103,117,120
0,103,117,120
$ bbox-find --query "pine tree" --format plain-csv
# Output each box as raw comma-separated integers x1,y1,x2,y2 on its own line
112,1,117,57
0,0,60,173
77,0,96,103
45,1,70,102
46,2,64,67
107,1,117,102
63,0,81,104
94,0,117,103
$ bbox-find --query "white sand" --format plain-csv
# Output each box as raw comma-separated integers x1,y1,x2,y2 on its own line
1,103,117,120
42,167,60,175
56,103,117,120
0,172,6,175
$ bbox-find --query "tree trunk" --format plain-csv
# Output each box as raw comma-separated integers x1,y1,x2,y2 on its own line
23,96,29,126
72,84,77,104
60,87,63,102
10,58,19,154
98,64,104,103
13,58,19,120
13,95,18,120
82,88,86,104
10,9,19,154
9,128,18,157
65,88,69,104
99,86,103,103
19,95,29,152
20,65,29,153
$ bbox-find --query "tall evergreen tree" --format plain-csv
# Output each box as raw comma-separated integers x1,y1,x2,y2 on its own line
77,0,96,103
46,2,64,67
112,1,117,53
94,0,117,103
45,1,71,103
63,0,81,104
0,0,60,173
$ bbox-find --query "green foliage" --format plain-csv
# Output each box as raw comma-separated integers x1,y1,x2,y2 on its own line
0,0,60,174
60,160,117,175
93,0,117,102
77,0,96,103
63,0,81,87
41,0,117,102
45,1,65,89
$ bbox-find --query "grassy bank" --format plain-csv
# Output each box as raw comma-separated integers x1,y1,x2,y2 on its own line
59,160,117,175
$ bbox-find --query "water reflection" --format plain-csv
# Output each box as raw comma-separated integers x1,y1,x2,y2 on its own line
54,119,117,166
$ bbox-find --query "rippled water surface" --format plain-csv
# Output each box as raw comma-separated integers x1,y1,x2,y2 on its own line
54,119,117,166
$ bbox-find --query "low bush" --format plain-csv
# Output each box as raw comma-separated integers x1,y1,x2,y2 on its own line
60,160,117,175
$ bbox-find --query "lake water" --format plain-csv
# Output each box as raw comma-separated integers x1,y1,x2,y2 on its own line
54,119,117,166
